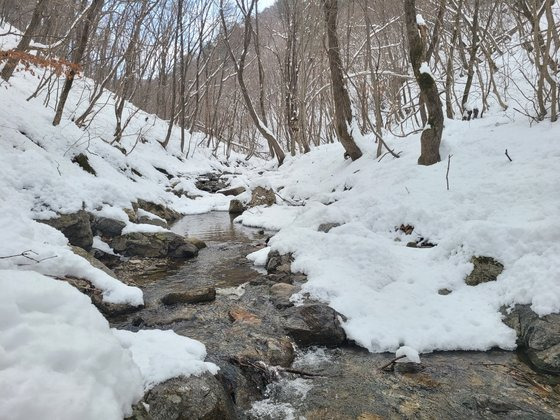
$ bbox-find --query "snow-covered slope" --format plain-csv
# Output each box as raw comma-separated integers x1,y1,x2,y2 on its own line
243,114,560,353
0,25,233,419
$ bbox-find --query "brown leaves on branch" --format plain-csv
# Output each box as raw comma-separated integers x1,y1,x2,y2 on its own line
0,50,81,78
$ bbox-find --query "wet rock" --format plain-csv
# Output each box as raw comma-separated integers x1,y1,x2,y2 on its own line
318,223,341,233
92,216,126,237
229,307,261,325
228,199,246,214
137,199,181,223
134,374,236,420
503,305,560,374
219,186,246,196
40,210,93,250
111,232,198,259
283,304,346,347
406,239,436,248
248,186,276,207
188,237,207,249
465,256,504,286
161,287,216,305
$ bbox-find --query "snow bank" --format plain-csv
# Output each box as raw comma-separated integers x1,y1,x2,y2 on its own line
242,115,560,354
114,329,219,391
0,270,144,420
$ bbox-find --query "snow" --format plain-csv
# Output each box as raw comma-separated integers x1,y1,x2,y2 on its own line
419,61,433,78
93,236,117,255
113,329,219,391
416,14,426,26
0,270,144,420
395,346,421,364
247,246,271,266
241,114,560,354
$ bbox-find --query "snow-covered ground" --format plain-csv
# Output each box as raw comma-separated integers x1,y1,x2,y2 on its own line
243,113,560,354
0,25,238,419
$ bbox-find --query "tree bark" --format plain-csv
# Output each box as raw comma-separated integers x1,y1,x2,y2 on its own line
404,0,444,166
322,0,362,161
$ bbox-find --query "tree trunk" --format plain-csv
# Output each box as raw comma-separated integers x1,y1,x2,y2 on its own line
404,0,444,166
321,0,362,161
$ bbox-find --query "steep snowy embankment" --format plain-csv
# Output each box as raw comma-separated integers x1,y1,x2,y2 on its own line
243,114,560,353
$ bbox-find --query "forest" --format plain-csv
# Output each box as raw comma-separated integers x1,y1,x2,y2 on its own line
0,0,559,419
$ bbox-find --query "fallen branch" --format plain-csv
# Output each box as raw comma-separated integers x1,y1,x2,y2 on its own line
229,356,325,379
273,191,305,207
380,355,407,371
0,250,57,264
505,149,513,162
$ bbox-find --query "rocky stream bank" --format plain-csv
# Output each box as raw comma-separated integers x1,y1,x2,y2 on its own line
42,175,560,419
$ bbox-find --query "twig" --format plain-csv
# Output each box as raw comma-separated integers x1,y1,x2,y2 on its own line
378,150,402,162
505,149,513,162
446,154,453,191
380,355,407,371
0,250,57,263
273,191,305,207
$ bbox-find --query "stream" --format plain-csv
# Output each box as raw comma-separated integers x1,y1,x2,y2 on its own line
111,211,560,419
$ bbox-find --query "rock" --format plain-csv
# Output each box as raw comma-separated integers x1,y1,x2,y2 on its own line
187,237,207,249
92,216,126,237
465,256,504,286
195,173,228,193
318,223,341,233
218,186,246,196
283,304,346,347
64,276,142,318
229,307,261,325
71,246,118,278
262,336,295,367
228,199,246,214
438,288,452,295
40,210,93,250
123,207,138,223
270,283,298,308
111,232,198,259
71,153,96,176
248,186,276,207
137,214,168,228
135,374,236,420
91,247,121,268
503,305,560,374
161,287,216,305
266,251,293,274
137,199,181,223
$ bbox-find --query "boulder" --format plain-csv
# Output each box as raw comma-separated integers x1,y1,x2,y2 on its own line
111,232,198,259
123,208,138,223
503,305,560,374
71,246,118,278
161,287,216,305
218,186,246,196
318,223,341,233
248,186,275,207
282,304,346,347
132,374,236,420
136,199,181,223
92,216,126,237
40,210,93,250
465,256,504,286
228,199,246,214
228,307,261,325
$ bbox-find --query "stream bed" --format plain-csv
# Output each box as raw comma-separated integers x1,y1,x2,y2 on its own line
110,211,560,419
